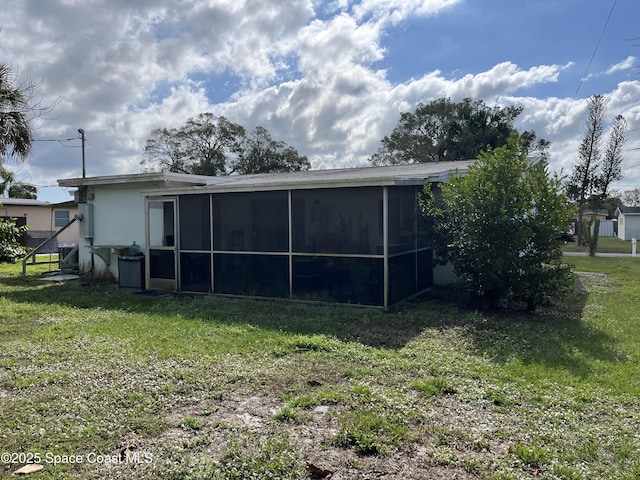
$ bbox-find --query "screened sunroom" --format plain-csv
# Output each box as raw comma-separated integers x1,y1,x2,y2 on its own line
143,162,470,308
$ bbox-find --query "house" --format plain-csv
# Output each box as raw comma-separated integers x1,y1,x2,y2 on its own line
581,209,609,221
571,209,616,237
615,206,640,240
58,161,472,308
0,198,78,252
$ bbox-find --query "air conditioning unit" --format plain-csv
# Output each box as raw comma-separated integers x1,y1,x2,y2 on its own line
78,203,94,239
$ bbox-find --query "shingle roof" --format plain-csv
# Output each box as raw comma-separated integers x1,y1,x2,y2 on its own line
617,206,640,215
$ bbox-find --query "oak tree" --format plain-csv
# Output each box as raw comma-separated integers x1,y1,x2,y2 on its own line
370,97,540,165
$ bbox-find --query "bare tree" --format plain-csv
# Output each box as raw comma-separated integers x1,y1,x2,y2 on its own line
599,114,627,198
569,94,608,245
621,188,640,207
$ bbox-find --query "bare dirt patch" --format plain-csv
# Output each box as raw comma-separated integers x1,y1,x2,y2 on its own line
92,390,484,480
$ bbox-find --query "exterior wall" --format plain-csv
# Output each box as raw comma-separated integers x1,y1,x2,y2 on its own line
0,202,78,249
433,262,457,286
77,185,148,278
618,214,640,241
76,181,200,279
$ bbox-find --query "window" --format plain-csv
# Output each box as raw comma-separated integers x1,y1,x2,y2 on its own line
292,256,383,306
54,210,70,228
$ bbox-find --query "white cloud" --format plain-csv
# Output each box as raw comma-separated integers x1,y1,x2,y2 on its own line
353,0,461,24
605,56,637,75
1,0,639,201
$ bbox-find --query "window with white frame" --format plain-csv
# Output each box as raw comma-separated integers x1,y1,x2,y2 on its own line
54,210,70,228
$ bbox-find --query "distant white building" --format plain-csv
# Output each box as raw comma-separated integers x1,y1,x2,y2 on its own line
615,206,640,240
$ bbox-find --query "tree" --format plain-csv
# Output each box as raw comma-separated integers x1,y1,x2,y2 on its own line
0,62,50,203
232,126,310,174
142,114,309,176
0,167,37,199
598,114,627,198
142,113,245,175
621,188,640,206
370,97,536,165
8,183,37,199
422,135,574,311
141,127,187,173
0,63,33,162
568,95,627,247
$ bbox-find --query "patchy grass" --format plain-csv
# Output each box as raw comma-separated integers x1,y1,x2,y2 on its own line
0,257,639,479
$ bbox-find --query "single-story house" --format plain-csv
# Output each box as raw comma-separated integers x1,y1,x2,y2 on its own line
581,209,609,221
0,198,78,251
58,161,472,308
615,206,640,240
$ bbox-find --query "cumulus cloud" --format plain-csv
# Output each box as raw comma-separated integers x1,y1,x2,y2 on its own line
0,0,638,199
352,0,461,24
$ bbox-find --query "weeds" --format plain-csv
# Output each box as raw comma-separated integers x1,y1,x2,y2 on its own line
0,258,639,478
413,377,456,396
334,408,410,455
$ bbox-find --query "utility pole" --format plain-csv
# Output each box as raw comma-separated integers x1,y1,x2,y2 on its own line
78,128,86,178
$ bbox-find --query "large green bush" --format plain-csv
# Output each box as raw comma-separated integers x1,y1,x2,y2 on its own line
423,136,575,310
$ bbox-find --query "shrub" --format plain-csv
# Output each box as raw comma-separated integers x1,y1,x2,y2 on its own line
0,217,28,263
422,135,574,310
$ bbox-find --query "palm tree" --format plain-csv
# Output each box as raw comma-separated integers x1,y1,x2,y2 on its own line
0,168,16,196
0,167,37,199
0,63,32,162
8,182,37,199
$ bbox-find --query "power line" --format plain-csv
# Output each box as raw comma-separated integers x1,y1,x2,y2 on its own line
552,0,619,141
572,0,619,99
32,136,91,148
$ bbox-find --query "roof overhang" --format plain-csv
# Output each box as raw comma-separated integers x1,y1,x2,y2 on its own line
58,172,216,188
140,161,473,197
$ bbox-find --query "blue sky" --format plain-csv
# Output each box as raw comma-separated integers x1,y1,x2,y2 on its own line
1,0,639,203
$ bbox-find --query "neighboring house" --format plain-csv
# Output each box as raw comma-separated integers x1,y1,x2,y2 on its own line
615,206,640,240
581,209,609,221
58,162,472,308
571,209,615,237
0,198,78,252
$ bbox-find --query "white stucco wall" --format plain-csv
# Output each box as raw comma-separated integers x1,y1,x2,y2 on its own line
77,184,148,278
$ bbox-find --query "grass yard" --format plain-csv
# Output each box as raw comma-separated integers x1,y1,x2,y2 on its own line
561,235,635,254
0,257,639,479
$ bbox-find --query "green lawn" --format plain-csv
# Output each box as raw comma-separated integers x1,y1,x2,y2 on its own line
0,257,639,479
561,235,635,254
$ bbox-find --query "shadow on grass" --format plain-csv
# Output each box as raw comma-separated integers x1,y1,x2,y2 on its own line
0,272,621,379
0,274,432,349
416,275,622,381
